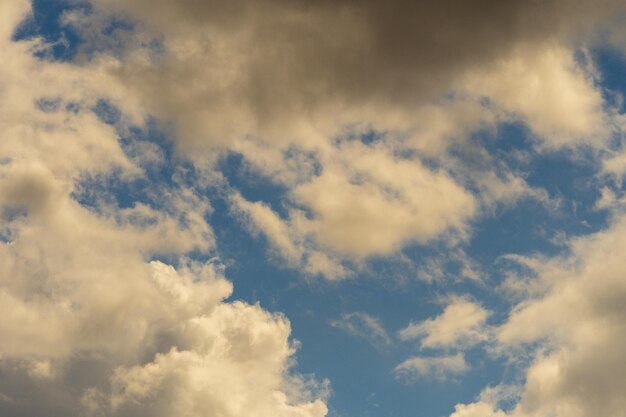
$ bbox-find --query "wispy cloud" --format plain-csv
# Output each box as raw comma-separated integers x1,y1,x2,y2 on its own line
331,312,393,350
394,354,469,382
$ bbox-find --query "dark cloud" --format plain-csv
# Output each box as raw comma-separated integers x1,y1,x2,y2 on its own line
90,0,625,149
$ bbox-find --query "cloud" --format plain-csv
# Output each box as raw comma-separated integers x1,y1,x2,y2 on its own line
7,1,626,415
448,212,626,417
462,45,606,147
106,299,328,417
399,299,491,350
291,142,477,258
449,402,507,417
394,353,469,381
231,141,476,278
49,0,622,281
0,5,328,416
230,192,348,280
330,312,392,349
86,0,622,151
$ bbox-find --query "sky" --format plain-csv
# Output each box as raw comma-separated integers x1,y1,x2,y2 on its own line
2,1,626,417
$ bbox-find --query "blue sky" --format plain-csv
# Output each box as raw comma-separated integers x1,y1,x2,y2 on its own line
3,1,626,417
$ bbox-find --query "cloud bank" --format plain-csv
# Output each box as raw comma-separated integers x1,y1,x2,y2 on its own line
0,2,327,416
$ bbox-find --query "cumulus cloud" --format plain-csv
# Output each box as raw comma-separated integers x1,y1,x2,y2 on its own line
0,4,328,416
291,142,477,258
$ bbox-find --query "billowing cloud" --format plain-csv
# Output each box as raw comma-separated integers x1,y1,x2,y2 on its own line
0,4,328,416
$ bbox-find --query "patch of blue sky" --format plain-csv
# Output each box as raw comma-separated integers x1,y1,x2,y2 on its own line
13,0,146,62
591,47,626,114
215,230,496,417
12,0,89,60
75,102,182,207
470,120,609,239
212,118,575,417
207,190,509,416
217,151,292,218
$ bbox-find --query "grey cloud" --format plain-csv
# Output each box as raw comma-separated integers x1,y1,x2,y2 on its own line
89,0,624,149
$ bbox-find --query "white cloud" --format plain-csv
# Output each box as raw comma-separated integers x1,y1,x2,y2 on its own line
394,354,469,381
449,402,507,417
230,193,348,280
293,142,477,258
462,45,606,147
107,301,328,417
231,141,476,278
399,299,490,349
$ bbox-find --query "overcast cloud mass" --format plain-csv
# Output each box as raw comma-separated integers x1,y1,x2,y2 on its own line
2,0,626,416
